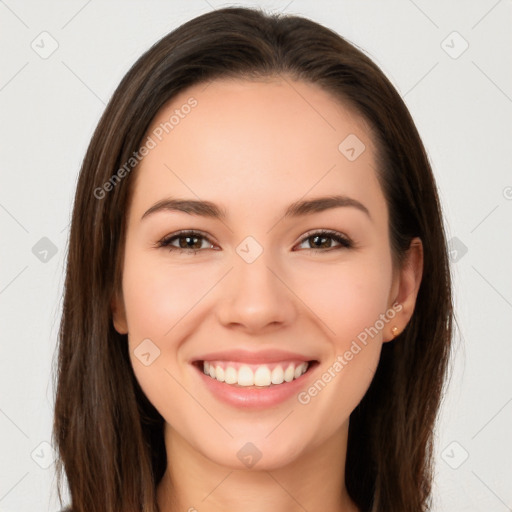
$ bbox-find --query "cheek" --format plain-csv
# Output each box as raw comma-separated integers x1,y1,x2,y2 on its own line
120,251,209,393
122,253,209,339
121,253,211,415
292,262,392,430
292,254,393,341
292,255,392,402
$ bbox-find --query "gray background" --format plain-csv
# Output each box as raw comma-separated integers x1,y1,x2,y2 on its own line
1,0,511,510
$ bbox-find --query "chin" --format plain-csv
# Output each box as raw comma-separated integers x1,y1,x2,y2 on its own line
196,433,309,472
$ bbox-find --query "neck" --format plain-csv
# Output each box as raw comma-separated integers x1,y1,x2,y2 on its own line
156,420,359,512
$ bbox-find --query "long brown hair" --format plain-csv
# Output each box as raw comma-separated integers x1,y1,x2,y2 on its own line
53,6,453,511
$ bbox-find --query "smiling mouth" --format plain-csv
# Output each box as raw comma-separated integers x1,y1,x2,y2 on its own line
193,360,319,388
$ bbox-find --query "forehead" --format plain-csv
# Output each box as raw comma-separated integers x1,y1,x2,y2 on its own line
130,77,385,224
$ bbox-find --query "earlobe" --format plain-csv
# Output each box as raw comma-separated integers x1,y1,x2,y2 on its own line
384,237,424,342
111,292,128,335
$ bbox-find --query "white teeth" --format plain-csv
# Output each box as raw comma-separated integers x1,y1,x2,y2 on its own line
238,365,254,386
202,361,309,387
254,366,271,386
284,364,295,382
215,365,225,382
271,365,284,384
225,366,237,384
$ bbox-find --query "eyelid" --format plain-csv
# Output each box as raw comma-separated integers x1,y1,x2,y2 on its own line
156,228,353,252
154,229,216,250
294,229,352,250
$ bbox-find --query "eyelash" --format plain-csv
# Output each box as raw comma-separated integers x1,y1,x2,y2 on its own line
155,229,353,255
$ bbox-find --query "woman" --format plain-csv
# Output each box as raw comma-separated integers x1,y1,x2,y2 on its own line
53,6,453,512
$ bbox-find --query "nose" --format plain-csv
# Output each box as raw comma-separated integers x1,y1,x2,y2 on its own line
215,251,298,334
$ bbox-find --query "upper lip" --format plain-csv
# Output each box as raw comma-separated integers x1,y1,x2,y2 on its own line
192,349,316,365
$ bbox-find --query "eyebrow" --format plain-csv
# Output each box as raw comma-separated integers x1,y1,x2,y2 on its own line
141,194,371,222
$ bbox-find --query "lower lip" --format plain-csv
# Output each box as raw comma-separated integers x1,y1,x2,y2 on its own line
193,362,318,409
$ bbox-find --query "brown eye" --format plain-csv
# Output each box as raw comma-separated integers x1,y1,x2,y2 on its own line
157,230,214,254
296,230,352,251
156,229,352,255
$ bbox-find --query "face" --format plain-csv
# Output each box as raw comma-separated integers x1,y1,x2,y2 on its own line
112,77,421,470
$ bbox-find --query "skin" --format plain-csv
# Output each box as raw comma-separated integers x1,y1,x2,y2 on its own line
111,76,423,512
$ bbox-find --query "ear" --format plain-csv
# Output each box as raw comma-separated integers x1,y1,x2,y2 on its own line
384,237,423,342
111,289,128,335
